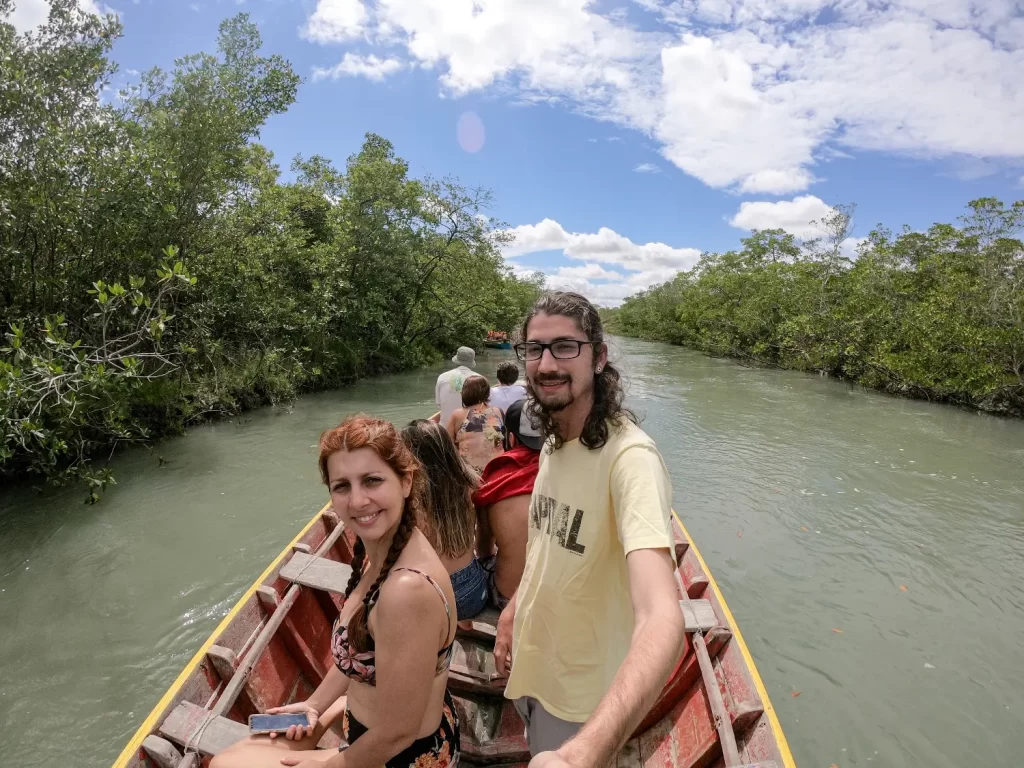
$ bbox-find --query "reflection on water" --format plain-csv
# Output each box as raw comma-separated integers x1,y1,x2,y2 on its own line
2,342,1023,766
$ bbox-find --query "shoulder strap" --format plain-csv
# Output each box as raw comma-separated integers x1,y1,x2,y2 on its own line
392,567,453,638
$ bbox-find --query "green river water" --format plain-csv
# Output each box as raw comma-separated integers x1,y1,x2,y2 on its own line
1,336,1023,767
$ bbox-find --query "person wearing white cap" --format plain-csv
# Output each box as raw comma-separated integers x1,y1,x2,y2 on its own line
435,345,476,425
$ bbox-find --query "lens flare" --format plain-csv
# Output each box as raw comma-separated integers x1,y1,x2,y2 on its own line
456,111,485,154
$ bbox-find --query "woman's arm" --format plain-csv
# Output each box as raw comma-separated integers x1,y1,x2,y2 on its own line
334,573,446,767
307,665,350,719
446,410,462,441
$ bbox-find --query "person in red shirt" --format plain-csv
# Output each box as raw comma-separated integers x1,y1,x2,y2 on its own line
472,398,543,610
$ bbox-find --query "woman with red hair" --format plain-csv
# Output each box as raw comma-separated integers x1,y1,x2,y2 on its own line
212,415,460,768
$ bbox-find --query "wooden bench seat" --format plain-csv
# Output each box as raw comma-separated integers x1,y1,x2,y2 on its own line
681,599,717,633
159,701,248,757
458,605,500,641
279,552,353,593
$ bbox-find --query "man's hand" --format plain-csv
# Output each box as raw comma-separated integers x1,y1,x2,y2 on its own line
493,600,515,677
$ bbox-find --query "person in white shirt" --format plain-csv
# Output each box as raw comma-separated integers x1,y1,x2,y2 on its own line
435,346,476,425
489,361,527,414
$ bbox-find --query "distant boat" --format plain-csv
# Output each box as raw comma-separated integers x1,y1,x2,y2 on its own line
113,504,793,768
485,330,512,349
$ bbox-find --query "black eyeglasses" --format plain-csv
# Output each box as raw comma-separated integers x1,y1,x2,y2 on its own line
514,340,597,362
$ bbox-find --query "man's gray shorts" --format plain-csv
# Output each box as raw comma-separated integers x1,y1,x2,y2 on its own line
512,696,584,756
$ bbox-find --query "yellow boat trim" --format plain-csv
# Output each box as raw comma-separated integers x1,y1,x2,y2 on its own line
673,511,796,768
111,502,332,768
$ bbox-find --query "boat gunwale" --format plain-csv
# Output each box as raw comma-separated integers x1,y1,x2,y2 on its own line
111,501,333,768
673,510,795,768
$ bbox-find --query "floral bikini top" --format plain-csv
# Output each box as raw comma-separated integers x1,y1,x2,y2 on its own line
332,567,455,686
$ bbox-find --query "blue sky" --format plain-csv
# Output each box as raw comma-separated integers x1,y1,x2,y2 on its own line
13,0,1024,304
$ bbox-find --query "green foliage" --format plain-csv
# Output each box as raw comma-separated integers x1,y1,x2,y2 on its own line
613,200,1024,416
0,5,542,498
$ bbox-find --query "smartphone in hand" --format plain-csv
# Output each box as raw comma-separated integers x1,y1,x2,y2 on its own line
248,713,309,735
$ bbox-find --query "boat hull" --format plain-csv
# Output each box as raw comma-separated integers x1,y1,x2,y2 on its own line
114,505,793,768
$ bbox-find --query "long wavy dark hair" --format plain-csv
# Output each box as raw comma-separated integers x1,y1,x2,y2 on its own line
401,419,479,560
521,291,637,450
318,415,425,653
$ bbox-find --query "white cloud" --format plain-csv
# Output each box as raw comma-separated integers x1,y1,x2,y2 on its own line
729,195,835,239
840,236,868,260
544,275,638,306
502,218,701,306
503,218,701,273
729,195,867,257
10,0,111,32
313,53,403,81
301,0,368,43
634,162,661,173
297,0,1024,193
554,264,626,281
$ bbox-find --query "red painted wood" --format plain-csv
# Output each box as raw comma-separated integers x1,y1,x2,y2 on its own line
633,626,733,737
246,633,303,713
639,682,719,768
279,590,331,688
736,713,786,765
672,522,690,564
716,639,764,734
679,548,710,600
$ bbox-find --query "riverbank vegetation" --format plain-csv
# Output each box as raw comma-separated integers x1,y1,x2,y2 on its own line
605,200,1024,417
0,2,542,499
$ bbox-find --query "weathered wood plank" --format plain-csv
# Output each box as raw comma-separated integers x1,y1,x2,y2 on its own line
209,521,350,719
206,645,237,683
682,599,718,633
638,685,718,768
448,666,507,698
279,552,353,595
213,585,302,717
679,548,709,600
159,701,248,756
141,735,181,768
458,606,500,642
256,585,279,611
736,714,785,767
672,520,690,564
715,641,765,735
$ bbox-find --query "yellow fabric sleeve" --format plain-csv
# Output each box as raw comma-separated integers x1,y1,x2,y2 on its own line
610,443,675,559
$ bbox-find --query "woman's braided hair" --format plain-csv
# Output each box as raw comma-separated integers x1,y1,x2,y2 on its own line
319,414,426,652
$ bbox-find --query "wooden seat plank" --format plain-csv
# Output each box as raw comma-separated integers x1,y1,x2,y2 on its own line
159,701,248,757
279,552,353,594
457,606,500,641
682,599,718,633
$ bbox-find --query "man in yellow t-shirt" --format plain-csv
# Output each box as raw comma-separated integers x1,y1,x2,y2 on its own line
495,292,686,767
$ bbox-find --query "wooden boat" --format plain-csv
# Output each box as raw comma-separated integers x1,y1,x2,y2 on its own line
113,503,794,768
485,331,512,350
